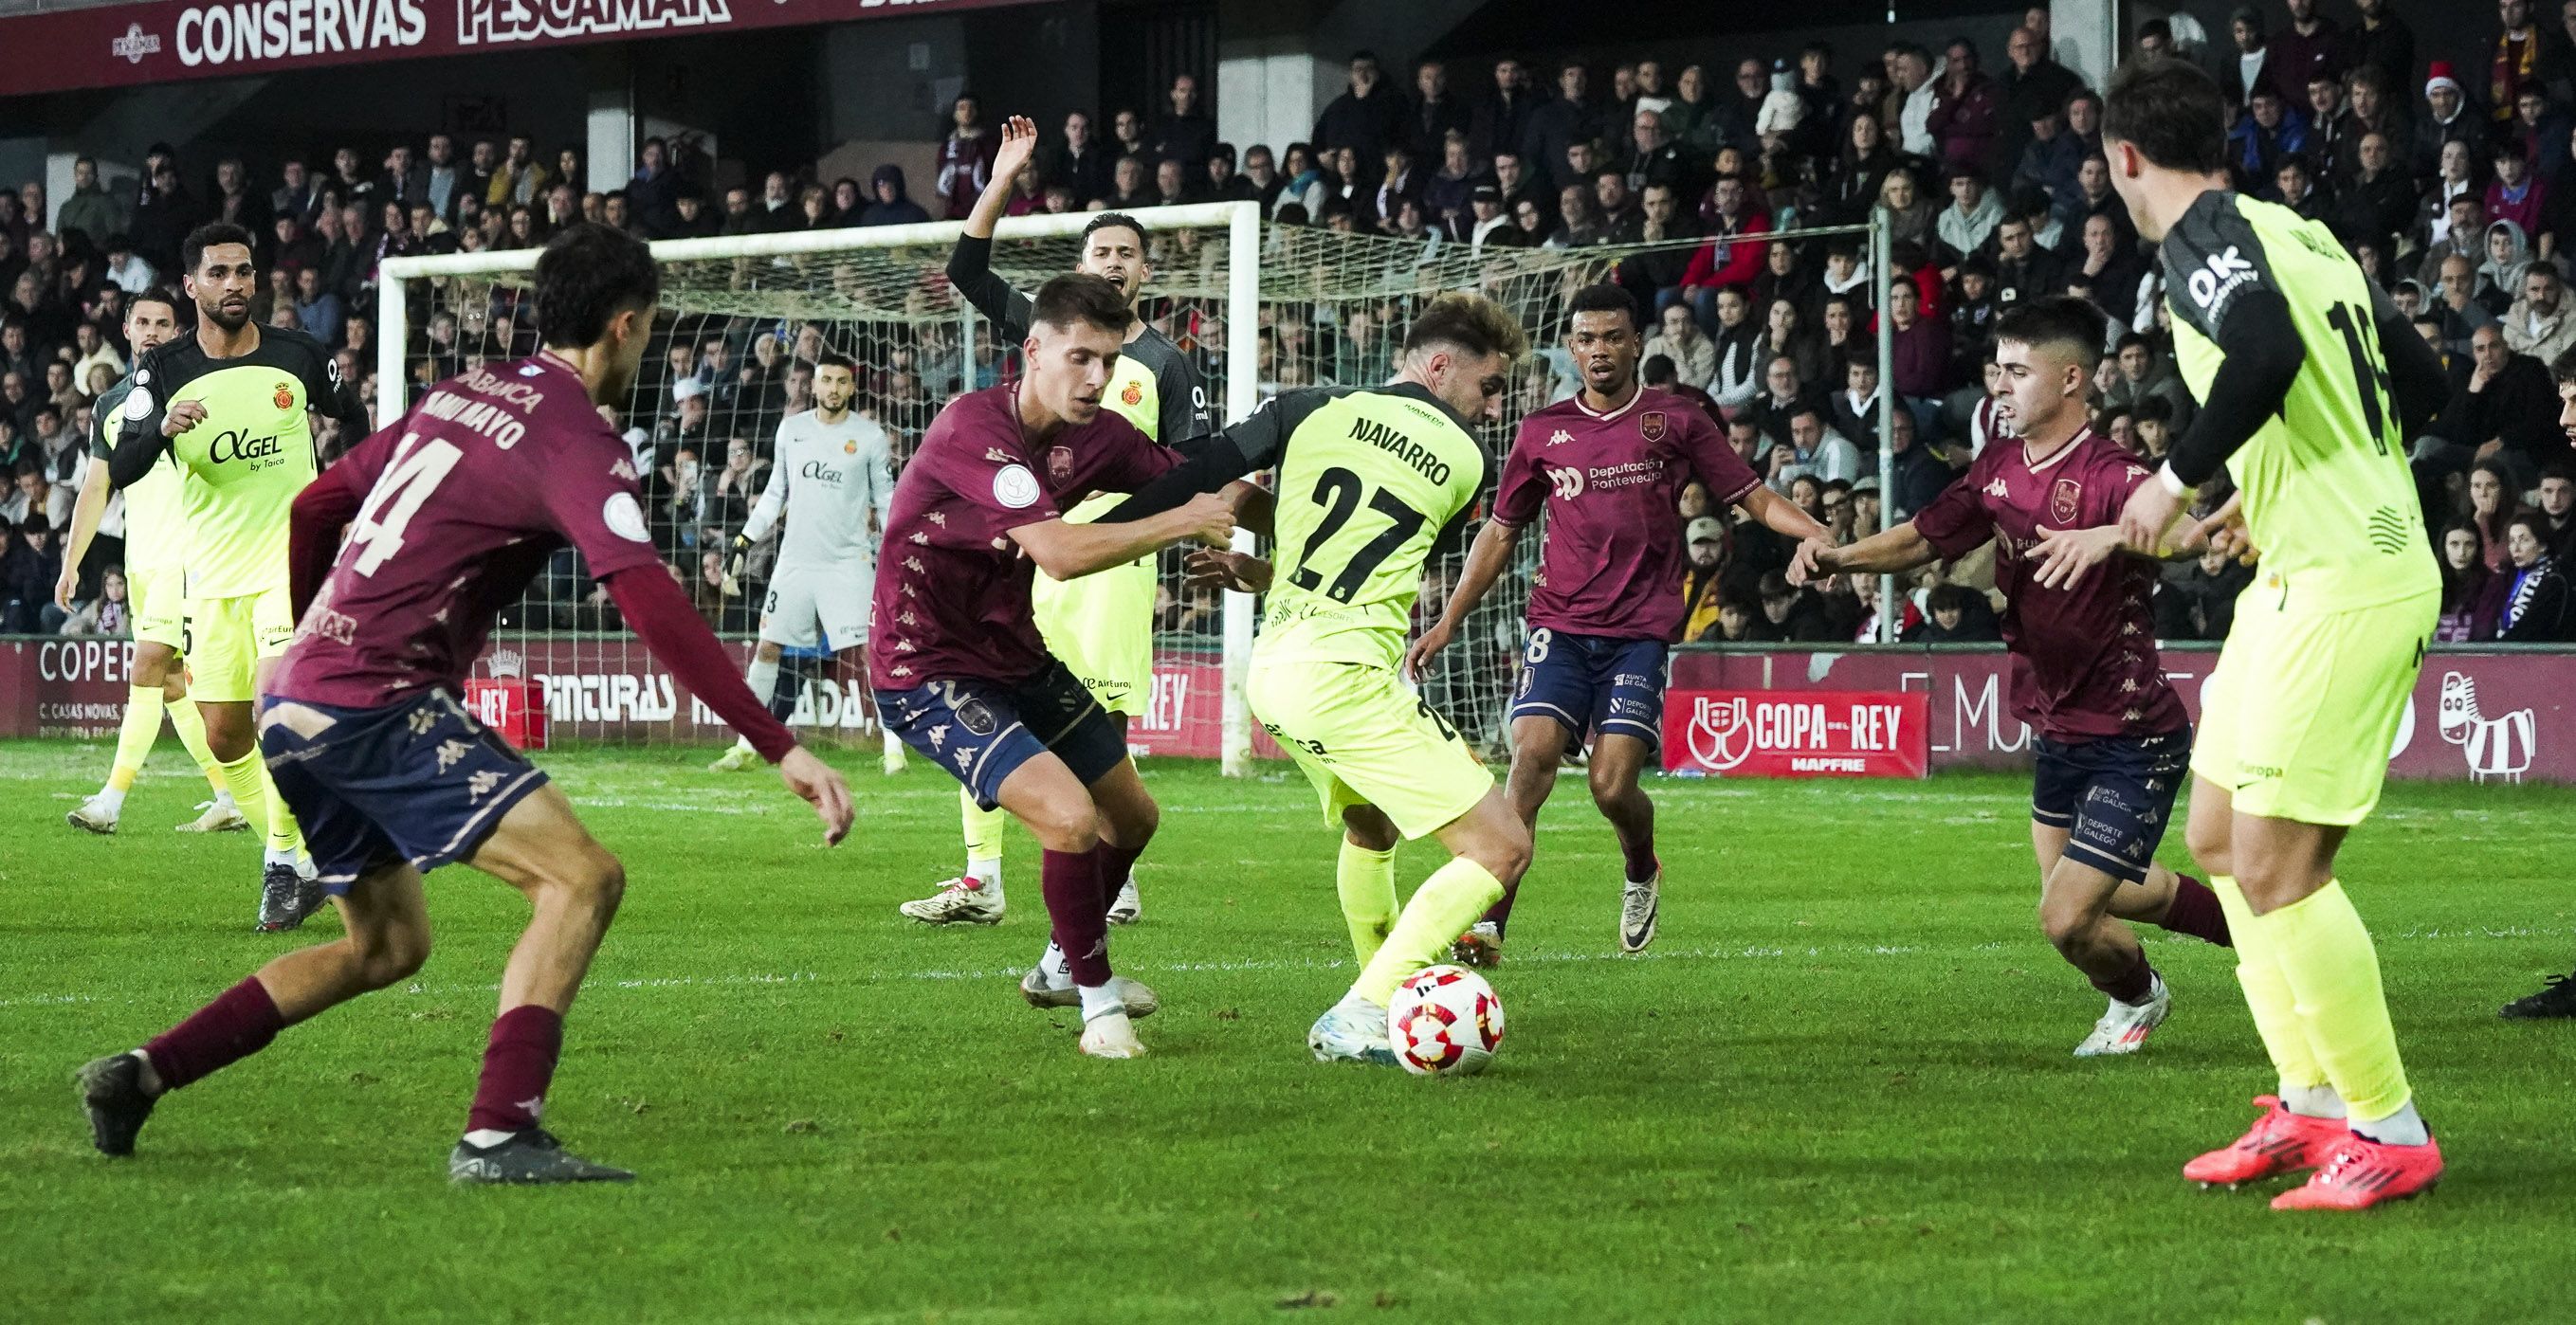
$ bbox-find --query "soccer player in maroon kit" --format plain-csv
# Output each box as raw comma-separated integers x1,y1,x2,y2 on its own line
1792,296,2235,1056
868,272,1238,1061
74,225,855,1183
1408,285,1828,961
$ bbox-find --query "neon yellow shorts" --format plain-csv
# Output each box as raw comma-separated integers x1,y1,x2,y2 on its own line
1032,554,1157,717
185,584,295,704
127,563,186,653
2190,585,2435,826
1248,656,1491,841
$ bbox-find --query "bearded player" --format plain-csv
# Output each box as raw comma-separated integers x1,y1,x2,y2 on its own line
706,351,898,773
1790,296,2237,1056
899,115,1211,930
109,222,373,930
74,224,854,1183
57,287,242,836
2106,59,2450,1209
869,273,1238,1060
1407,284,1825,963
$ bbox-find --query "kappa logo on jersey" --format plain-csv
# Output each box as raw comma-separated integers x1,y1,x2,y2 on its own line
1121,381,1143,407
2187,245,2259,312
2050,477,2082,524
1983,477,2011,499
611,458,638,482
272,381,295,410
1639,411,1667,443
1547,428,1573,446
1547,466,1585,500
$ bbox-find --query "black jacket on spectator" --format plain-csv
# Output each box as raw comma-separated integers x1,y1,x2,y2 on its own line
1046,143,1116,206
2413,104,2490,183
2495,556,2574,641
1150,113,1217,172
1313,85,1408,177
1471,88,1541,167
1996,60,2084,179
2436,352,2567,468
2348,14,2417,96
1404,93,1471,164
1523,95,1606,191
2336,168,2420,251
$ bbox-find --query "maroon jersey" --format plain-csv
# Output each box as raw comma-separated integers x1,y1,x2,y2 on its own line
271,354,666,707
1491,386,1762,642
868,385,1180,689
1910,426,2187,740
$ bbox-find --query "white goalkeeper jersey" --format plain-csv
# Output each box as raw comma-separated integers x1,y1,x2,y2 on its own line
746,408,896,567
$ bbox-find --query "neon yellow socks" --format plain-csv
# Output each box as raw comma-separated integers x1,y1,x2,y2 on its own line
961,786,1007,873
2210,875,2330,1100
109,685,166,794
1352,857,1504,1006
1335,839,1398,965
2251,880,2414,1127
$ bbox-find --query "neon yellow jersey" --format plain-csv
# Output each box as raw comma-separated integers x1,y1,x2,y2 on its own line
1227,384,1490,668
88,373,187,576
2159,191,2440,613
119,326,361,599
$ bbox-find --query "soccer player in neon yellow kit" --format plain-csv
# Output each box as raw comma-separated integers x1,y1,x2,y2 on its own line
2104,58,2449,1210
57,288,242,836
899,115,1211,930
108,222,372,932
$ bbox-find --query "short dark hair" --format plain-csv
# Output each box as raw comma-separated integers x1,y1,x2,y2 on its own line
2554,345,2576,385
1029,273,1135,336
1401,291,1530,362
180,222,256,273
813,351,857,375
2102,58,2229,175
2132,393,2175,425
1567,283,1639,328
1083,211,1147,251
1641,354,1678,384
132,287,183,321
1992,294,2110,369
2115,331,2150,354
534,222,660,348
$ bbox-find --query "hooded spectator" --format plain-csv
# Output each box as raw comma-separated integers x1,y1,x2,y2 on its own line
860,167,931,227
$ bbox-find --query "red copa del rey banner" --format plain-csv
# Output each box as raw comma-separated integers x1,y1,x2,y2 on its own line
1662,690,1930,779
0,0,1041,99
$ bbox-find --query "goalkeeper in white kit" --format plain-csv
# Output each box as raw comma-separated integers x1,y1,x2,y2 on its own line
709,352,900,771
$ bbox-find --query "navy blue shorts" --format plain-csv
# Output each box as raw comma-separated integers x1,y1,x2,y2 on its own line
258,688,551,895
1507,629,1669,752
2032,728,2192,884
876,662,1128,809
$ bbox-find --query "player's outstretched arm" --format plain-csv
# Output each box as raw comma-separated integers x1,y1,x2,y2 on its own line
1791,522,1939,586
1739,483,1829,543
946,117,1041,333
601,564,852,844
286,458,369,618
1102,392,1313,524
54,461,115,610
2120,289,2303,551
1009,492,1235,580
1406,518,1523,681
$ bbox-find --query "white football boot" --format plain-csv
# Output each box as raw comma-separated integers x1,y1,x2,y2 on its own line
1307,993,1398,1065
174,796,249,833
2073,972,2171,1057
898,875,1005,925
1106,878,1142,926
1619,869,1662,953
66,794,119,835
1078,1009,1146,1059
1018,953,1159,1018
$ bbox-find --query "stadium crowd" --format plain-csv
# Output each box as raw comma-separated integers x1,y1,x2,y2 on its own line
7,1,2576,646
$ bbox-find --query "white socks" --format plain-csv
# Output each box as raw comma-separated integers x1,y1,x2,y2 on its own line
264,846,300,869
2280,1082,2346,1118
1038,941,1069,984
462,1128,517,1149
2352,1099,2431,1147
1076,982,1125,1022
968,855,1003,899
93,787,128,813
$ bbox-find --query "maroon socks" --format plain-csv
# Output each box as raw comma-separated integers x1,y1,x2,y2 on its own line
2089,948,2158,1006
1098,841,1146,918
142,977,285,1093
1041,848,1113,985
466,1005,565,1135
2159,875,2234,948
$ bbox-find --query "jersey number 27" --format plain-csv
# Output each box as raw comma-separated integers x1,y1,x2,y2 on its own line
1286,465,1426,603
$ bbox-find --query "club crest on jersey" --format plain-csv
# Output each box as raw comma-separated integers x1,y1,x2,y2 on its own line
272,381,295,410
1121,381,1143,407
2051,477,2082,524
1047,445,1076,484
844,439,858,454
955,699,997,736
1639,411,1667,443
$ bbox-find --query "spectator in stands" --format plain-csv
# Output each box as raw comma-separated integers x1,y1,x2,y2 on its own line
56,157,119,251
1997,26,2082,179
2438,519,2503,639
2156,543,2256,642
1526,61,1605,192
2417,62,2488,180
2503,263,2576,363
2350,0,2417,95
2437,251,2501,350
1313,51,1407,180
2488,142,2551,235
2102,333,2194,428
1831,354,1882,443
2439,323,2563,482
2,508,63,631
2467,459,2518,570
1927,36,2001,174
2494,0,2550,128
1471,58,1540,165
937,95,1000,220
1404,60,1471,164
1883,277,1952,402
61,565,127,637
1152,74,1217,172
1934,165,2003,270
1047,111,1115,207
2497,511,2574,638
2538,463,2576,559
1758,570,1835,641
1643,300,1717,389
1786,403,1863,484
860,167,930,227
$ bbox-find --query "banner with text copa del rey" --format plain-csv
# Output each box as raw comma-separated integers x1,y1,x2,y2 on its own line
0,0,1039,99
1660,648,2576,784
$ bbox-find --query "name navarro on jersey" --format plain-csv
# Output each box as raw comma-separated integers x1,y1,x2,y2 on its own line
1348,414,1452,484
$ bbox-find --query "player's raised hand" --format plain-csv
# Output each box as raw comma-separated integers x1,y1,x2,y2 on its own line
994,117,1041,182
2025,524,2122,590
160,399,209,438
1184,548,1270,594
1785,536,1834,587
1178,491,1237,547
776,746,855,845
2116,476,2183,555
1403,619,1455,683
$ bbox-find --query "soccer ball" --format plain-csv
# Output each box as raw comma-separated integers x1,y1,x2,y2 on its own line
1388,964,1505,1076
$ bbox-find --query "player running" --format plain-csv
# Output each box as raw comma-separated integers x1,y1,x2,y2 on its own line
56,287,244,836
1788,296,2238,1056
1407,284,1825,963
898,115,1211,930
74,224,855,1184
2105,60,2450,1210
107,222,372,931
1102,292,1536,1065
707,352,898,773
869,273,1238,1060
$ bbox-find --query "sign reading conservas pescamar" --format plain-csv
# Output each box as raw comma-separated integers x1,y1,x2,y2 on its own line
1,0,1044,98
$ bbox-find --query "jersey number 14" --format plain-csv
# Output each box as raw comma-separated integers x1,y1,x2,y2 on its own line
346,435,465,576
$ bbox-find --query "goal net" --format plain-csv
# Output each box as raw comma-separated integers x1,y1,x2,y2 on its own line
379,206,1875,771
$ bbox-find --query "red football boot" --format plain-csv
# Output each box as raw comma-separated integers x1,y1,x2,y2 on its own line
2271,1133,2443,1210
2181,1095,2349,1188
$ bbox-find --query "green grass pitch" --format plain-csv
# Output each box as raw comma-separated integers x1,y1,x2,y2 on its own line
2,739,2571,1322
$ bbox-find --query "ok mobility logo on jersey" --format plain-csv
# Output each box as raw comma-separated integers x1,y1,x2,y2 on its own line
2186,245,2260,317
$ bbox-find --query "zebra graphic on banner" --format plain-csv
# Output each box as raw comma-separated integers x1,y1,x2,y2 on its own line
2439,671,2536,784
